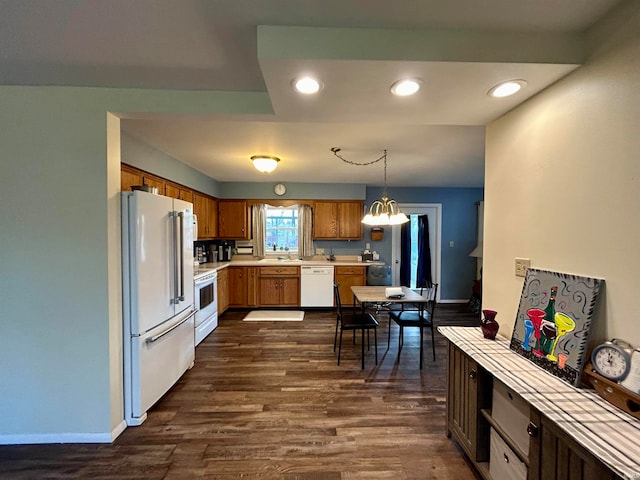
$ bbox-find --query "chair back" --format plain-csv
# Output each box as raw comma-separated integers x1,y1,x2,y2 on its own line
419,282,438,316
333,283,344,320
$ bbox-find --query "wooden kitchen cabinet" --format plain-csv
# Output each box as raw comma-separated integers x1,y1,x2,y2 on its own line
257,266,300,306
165,181,193,203
334,265,366,306
121,163,165,192
193,192,218,239
313,201,363,240
218,199,249,239
121,164,143,191
227,266,257,308
217,267,229,315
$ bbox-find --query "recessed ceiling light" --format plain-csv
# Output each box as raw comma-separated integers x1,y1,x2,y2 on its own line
488,80,527,98
292,76,322,95
390,78,422,96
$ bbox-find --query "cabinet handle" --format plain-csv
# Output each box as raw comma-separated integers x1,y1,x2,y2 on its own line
469,370,477,379
527,422,539,437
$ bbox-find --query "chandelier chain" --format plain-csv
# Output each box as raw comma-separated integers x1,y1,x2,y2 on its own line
331,147,387,167
331,147,407,225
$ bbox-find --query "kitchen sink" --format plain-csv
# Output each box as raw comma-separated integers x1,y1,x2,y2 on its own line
258,258,303,264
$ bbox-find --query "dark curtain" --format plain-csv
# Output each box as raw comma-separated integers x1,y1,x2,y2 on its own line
416,215,433,287
399,221,411,286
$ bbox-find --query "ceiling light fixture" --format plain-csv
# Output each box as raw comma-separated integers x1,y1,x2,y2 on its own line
292,76,322,95
390,78,422,96
331,147,409,226
251,155,280,173
488,79,527,98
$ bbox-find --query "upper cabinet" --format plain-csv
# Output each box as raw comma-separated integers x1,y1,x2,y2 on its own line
165,181,193,203
121,163,165,193
313,201,363,240
193,192,218,239
218,200,250,239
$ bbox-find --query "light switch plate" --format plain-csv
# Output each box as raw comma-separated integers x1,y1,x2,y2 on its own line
515,258,531,277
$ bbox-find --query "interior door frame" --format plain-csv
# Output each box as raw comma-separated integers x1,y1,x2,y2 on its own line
390,203,442,300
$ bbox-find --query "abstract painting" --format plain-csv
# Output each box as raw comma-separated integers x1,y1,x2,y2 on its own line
509,268,603,387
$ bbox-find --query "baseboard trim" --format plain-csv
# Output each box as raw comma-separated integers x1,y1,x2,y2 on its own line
0,420,127,445
438,299,468,304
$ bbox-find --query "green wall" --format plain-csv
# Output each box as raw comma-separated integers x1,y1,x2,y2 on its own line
0,86,272,442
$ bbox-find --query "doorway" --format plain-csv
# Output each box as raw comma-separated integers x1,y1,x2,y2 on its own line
391,204,442,300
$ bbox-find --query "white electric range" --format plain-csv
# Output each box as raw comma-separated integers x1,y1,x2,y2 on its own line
194,266,218,345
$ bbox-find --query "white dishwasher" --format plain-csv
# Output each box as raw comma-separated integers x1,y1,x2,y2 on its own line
300,265,335,307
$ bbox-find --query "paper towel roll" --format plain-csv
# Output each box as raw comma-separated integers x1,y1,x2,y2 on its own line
385,287,404,298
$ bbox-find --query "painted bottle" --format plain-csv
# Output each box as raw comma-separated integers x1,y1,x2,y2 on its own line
540,286,558,355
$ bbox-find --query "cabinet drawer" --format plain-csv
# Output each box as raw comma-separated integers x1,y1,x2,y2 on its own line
493,379,530,456
259,266,299,276
490,428,527,480
334,266,365,275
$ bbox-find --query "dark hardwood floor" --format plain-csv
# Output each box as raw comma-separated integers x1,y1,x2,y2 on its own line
0,304,481,479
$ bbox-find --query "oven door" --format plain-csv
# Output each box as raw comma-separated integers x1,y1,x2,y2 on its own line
195,273,217,321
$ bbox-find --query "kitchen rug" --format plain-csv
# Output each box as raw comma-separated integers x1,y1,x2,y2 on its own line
242,310,304,321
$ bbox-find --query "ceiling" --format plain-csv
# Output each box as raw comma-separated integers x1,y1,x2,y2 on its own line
0,0,621,187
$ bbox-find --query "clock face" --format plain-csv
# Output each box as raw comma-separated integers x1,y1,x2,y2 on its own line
274,183,286,196
592,344,630,380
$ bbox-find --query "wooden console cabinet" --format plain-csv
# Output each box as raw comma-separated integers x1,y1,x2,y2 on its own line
446,344,491,466
442,327,634,480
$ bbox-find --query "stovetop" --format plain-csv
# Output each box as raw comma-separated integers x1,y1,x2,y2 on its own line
194,265,217,280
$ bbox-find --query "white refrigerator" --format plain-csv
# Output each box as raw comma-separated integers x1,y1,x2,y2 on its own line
121,190,195,426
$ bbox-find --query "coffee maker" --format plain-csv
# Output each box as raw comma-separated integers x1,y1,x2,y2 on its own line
217,241,233,262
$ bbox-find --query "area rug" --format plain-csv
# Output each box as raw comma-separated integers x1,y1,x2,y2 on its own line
242,310,305,321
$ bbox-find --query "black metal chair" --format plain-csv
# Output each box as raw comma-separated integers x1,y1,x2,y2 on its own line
333,284,378,369
388,282,438,369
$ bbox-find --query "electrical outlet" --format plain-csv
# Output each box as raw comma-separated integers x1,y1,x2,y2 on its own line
515,258,531,277
316,247,324,255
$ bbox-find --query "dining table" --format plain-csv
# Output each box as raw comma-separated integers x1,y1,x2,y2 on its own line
350,285,428,310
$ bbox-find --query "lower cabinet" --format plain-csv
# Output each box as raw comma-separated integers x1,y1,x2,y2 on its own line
334,265,366,306
446,341,623,480
257,266,299,306
228,266,253,308
217,267,229,315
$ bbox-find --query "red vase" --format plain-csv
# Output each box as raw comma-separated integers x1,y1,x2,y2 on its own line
481,309,499,340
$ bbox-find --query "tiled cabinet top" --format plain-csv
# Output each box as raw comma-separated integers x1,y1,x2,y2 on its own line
439,326,640,480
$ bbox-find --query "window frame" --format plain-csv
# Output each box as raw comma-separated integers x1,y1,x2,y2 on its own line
264,205,299,257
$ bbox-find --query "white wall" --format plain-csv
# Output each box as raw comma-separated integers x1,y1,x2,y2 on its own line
483,1,640,346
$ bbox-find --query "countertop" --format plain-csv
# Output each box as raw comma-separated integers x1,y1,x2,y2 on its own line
195,256,384,275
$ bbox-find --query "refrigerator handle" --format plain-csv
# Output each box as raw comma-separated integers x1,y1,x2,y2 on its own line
146,310,195,344
170,211,179,304
178,211,185,301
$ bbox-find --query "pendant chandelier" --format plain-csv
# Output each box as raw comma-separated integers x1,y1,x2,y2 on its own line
331,147,409,226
